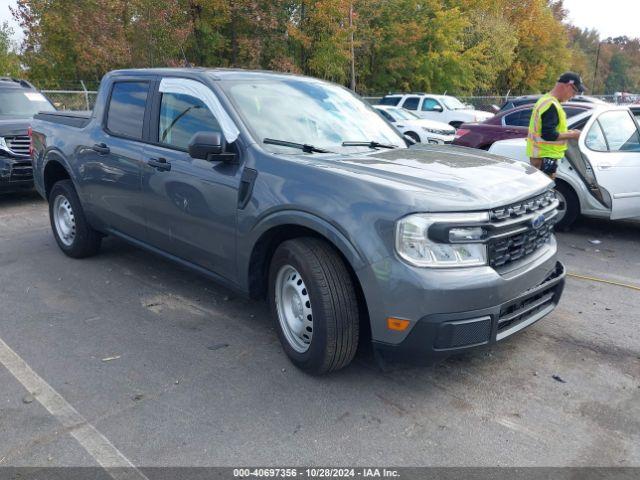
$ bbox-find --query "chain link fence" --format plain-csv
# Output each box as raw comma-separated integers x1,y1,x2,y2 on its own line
41,90,99,111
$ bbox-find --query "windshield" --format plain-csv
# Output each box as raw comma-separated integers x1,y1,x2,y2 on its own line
441,96,467,110
390,108,419,120
0,90,55,118
219,78,405,153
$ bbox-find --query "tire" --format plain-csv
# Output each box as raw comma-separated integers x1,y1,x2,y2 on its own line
268,238,359,374
449,121,463,129
405,131,420,143
554,181,580,231
49,179,102,258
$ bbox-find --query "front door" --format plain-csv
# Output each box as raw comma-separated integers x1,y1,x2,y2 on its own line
580,108,640,220
141,80,242,281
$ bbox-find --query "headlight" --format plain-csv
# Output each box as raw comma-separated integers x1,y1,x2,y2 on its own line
421,127,454,135
395,213,489,267
0,137,8,153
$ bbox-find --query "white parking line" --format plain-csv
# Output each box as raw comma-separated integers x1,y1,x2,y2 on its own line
0,336,149,480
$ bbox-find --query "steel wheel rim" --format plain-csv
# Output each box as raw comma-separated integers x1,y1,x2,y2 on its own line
275,265,313,353
554,188,567,225
53,194,76,247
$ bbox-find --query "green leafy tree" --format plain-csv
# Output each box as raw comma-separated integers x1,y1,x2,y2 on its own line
0,21,22,77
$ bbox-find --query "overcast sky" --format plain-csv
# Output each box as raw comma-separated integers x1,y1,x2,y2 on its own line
1,0,639,44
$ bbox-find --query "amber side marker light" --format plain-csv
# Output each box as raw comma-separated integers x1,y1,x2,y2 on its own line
387,317,410,331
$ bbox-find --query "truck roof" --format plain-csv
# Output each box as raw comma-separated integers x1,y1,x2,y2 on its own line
0,77,37,90
108,67,324,82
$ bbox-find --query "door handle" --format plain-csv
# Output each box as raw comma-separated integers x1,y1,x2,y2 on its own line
92,143,110,155
147,157,171,172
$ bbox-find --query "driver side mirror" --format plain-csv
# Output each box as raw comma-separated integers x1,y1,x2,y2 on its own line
430,105,443,112
188,131,237,163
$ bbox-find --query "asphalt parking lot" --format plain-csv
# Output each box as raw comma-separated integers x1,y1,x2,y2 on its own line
0,191,639,468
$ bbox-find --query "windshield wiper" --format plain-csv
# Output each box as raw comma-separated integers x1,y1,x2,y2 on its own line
342,141,398,149
263,138,331,153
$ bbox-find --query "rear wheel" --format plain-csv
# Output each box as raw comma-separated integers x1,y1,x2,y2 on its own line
268,238,359,374
49,180,101,258
554,181,580,231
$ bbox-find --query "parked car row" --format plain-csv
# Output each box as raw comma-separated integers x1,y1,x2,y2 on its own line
453,102,593,150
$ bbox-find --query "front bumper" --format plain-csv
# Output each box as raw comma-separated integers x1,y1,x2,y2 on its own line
372,261,565,362
0,155,34,192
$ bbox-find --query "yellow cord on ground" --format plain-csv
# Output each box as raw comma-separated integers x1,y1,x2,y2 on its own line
567,272,640,291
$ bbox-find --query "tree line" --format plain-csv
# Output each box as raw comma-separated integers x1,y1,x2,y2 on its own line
1,0,639,95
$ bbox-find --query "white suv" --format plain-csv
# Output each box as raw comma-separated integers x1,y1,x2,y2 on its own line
379,93,493,128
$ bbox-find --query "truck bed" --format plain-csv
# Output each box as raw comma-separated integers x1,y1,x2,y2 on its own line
34,111,92,128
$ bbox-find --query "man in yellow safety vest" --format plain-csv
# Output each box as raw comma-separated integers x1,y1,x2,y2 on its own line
527,72,585,178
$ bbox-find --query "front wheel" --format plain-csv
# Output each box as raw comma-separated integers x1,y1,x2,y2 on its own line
554,181,580,231
268,238,359,374
49,179,102,258
405,131,421,143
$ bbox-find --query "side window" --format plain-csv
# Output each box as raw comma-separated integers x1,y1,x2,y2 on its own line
585,121,608,152
159,92,221,150
421,98,440,111
106,82,149,139
402,97,420,110
504,109,531,127
379,97,401,106
378,110,395,122
597,111,640,152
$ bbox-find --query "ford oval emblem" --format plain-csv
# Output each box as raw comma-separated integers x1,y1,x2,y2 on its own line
531,214,546,229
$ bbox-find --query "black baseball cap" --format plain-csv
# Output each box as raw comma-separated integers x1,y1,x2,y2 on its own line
558,72,586,93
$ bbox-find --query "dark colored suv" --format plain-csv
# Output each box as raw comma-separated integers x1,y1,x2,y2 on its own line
0,77,55,193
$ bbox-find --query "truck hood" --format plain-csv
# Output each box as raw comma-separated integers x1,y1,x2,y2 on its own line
0,118,31,136
305,144,552,211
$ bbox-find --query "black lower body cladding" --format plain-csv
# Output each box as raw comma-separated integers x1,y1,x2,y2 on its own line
373,262,566,364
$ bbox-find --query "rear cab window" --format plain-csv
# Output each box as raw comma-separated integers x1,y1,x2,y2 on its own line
106,81,150,140
379,97,401,106
402,97,420,110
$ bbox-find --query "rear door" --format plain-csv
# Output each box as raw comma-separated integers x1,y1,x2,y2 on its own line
580,108,640,219
140,77,243,281
78,78,151,238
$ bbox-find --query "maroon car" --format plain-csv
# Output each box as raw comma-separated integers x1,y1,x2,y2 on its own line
453,102,593,150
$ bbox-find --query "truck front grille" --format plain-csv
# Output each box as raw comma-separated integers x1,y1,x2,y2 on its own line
488,223,554,268
497,263,564,334
6,135,31,156
486,190,558,269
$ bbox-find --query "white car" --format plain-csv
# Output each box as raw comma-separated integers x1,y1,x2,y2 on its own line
489,105,640,229
374,105,456,144
379,93,494,128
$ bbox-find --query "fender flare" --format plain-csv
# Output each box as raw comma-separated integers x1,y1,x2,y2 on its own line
242,209,369,279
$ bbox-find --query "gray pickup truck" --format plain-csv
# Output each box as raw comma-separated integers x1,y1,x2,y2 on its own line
31,68,565,374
